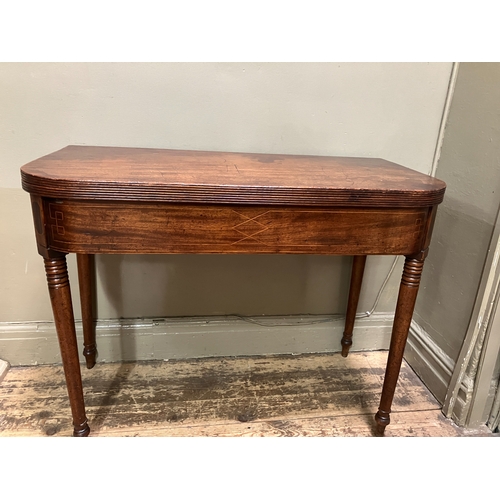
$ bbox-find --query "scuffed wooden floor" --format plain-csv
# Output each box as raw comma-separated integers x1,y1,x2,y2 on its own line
0,351,488,437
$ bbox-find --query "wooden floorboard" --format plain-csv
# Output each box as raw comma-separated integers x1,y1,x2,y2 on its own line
0,351,493,437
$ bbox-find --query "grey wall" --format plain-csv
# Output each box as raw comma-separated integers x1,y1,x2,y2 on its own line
0,63,452,355
415,63,500,363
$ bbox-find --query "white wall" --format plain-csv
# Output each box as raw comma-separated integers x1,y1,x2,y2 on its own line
0,63,452,362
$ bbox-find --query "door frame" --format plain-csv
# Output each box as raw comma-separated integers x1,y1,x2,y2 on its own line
443,204,500,428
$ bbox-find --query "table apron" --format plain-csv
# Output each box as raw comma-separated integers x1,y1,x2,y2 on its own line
35,198,430,255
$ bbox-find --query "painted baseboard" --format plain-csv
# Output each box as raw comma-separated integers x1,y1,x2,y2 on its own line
405,320,472,424
0,313,394,366
0,359,9,383
1,314,477,425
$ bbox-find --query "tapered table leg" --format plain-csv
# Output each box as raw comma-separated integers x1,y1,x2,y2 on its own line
375,255,425,435
77,254,97,369
45,256,90,437
341,255,367,357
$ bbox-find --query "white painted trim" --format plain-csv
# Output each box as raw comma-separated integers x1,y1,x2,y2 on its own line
405,320,472,424
0,313,395,366
467,258,500,427
405,320,454,402
0,359,9,384
443,204,500,423
430,62,459,178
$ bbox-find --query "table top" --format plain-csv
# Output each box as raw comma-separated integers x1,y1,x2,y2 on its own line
21,146,446,207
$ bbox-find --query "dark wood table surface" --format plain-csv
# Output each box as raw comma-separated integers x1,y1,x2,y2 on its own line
21,146,446,436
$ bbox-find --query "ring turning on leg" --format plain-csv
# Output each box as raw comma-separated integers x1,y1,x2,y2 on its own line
375,256,425,435
45,256,90,437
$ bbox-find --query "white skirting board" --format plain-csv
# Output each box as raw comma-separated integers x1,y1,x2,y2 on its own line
1,315,471,424
405,320,471,424
0,359,9,383
0,313,394,366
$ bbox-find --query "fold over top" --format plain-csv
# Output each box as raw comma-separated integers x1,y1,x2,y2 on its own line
21,146,446,207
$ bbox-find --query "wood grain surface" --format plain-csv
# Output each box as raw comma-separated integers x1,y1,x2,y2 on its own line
21,146,446,207
0,352,487,437
43,200,429,255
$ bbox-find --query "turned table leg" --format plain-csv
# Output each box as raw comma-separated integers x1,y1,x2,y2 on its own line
77,254,97,369
45,256,90,437
341,255,367,357
375,254,425,435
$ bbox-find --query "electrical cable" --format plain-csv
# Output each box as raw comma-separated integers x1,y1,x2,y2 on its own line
207,256,401,328
355,256,399,319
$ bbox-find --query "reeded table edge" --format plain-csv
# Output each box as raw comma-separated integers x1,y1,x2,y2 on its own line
21,175,446,207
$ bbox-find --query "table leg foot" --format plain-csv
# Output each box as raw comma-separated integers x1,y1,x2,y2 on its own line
374,410,390,435
83,346,98,369
73,421,91,437
340,338,352,358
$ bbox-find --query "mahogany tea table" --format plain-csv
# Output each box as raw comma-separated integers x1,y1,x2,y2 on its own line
20,146,446,437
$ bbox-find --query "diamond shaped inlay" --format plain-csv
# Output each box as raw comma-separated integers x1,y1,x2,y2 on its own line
231,211,271,244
